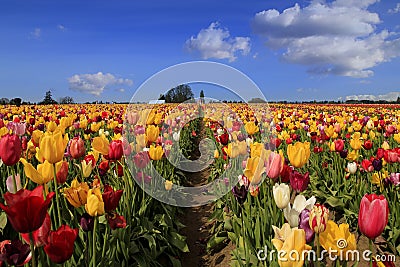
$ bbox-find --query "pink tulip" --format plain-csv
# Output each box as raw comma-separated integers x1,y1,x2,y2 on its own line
358,194,389,240
266,152,283,179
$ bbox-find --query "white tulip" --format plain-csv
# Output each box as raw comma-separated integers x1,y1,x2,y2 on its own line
347,162,357,174
273,183,290,209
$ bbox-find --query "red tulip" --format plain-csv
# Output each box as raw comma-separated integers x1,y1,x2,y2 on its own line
0,134,22,166
106,212,127,230
56,161,69,184
84,154,96,166
102,184,123,212
334,139,345,152
0,239,31,266
44,225,78,264
0,186,54,233
98,160,109,176
384,150,398,163
108,140,123,160
377,148,385,159
21,213,51,247
266,152,283,179
363,140,373,150
280,164,292,183
218,133,229,145
69,137,85,159
361,159,374,172
358,194,389,240
133,151,150,169
290,171,310,193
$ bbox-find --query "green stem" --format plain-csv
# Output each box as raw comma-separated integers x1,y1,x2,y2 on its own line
101,224,110,259
11,167,18,193
369,239,373,267
53,163,62,228
92,217,98,267
316,233,321,267
241,207,248,266
29,232,36,267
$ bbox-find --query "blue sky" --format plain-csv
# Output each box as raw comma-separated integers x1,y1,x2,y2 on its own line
1,0,400,103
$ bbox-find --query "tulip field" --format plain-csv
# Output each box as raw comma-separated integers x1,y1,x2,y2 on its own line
0,103,399,267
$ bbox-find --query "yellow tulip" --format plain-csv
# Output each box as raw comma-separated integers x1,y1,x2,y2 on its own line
92,135,109,155
81,160,93,178
350,138,362,150
90,122,102,133
319,220,356,256
225,142,240,158
135,134,146,152
244,156,266,185
31,129,43,145
146,125,159,143
0,127,9,137
346,150,359,161
20,158,51,185
287,142,310,168
85,188,105,216
244,121,259,135
149,145,164,160
39,131,69,164
46,121,58,133
37,160,55,183
272,226,311,267
165,180,173,191
382,141,390,150
393,133,400,143
250,142,267,159
64,179,89,208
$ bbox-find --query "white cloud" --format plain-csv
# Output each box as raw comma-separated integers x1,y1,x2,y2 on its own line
346,91,400,101
388,3,400,13
253,0,400,77
68,72,133,96
57,24,66,31
30,28,41,39
185,22,250,62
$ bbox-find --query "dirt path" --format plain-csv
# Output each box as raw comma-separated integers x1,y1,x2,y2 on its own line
179,117,233,267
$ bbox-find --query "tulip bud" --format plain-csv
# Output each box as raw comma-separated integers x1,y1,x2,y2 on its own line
309,204,329,233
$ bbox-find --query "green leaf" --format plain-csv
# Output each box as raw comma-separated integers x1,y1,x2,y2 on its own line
207,235,227,251
168,232,189,252
325,196,344,208
0,212,7,231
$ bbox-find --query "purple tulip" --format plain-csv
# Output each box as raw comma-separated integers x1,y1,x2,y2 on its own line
299,209,314,243
232,185,248,205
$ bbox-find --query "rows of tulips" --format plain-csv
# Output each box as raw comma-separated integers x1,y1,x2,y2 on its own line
0,103,399,267
0,104,191,266
205,104,399,266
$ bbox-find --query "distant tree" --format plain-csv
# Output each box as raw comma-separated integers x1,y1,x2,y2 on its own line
248,98,266,103
164,84,194,103
40,90,57,104
59,96,74,104
10,97,22,106
158,94,165,100
397,96,400,103
0,98,10,105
